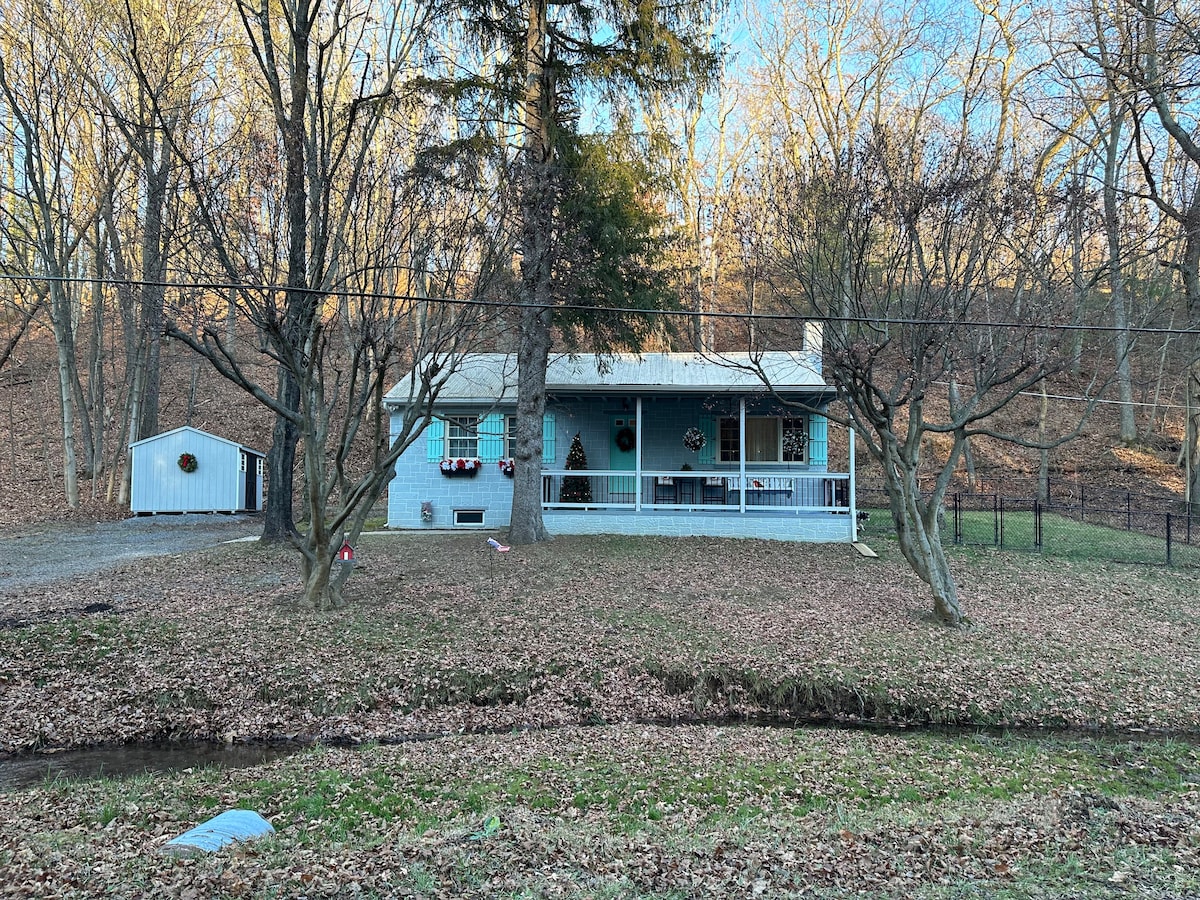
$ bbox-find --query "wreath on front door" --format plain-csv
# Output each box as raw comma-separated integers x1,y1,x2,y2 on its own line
614,426,636,453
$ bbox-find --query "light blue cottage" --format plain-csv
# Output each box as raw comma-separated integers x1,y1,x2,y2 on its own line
384,347,858,542
130,426,264,515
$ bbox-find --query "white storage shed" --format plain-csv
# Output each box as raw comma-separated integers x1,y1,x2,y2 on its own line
130,426,264,514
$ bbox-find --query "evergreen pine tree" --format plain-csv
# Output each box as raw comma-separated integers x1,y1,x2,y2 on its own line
560,433,592,503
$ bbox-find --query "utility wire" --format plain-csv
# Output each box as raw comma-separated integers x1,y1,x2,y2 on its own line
930,380,1190,412
3,271,1200,337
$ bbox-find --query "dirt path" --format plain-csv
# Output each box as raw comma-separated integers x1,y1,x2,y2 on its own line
0,514,261,593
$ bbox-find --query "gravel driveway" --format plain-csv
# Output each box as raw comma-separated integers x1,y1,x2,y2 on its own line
0,514,261,593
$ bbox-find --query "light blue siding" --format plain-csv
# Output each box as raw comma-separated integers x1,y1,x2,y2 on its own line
130,426,262,514
387,399,834,533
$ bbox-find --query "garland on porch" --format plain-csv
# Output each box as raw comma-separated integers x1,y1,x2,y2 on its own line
614,426,636,453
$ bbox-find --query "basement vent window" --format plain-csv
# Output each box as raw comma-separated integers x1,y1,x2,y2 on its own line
453,509,485,527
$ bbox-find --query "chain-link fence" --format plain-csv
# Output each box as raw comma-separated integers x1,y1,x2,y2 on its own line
856,480,1200,568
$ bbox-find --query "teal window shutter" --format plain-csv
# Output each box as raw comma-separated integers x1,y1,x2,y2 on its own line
478,413,505,462
808,414,828,466
426,418,445,461
698,416,716,465
542,412,557,462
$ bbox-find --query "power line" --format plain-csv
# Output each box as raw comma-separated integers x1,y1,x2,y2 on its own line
931,380,1190,412
4,271,1200,337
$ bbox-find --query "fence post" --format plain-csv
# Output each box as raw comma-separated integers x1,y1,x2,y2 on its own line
953,492,961,545
1167,513,1173,567
1126,493,1132,531
1080,483,1085,523
1034,499,1042,550
993,492,999,546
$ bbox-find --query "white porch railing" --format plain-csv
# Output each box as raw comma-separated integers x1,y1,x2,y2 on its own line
541,470,853,515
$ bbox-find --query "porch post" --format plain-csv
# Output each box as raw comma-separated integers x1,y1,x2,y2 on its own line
849,427,858,542
635,396,643,513
739,397,746,513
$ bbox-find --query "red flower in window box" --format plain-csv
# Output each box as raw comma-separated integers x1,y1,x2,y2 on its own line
438,458,480,477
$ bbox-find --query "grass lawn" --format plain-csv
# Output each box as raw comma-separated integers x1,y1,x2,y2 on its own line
1,727,1197,897
1,532,1199,896
863,505,1200,567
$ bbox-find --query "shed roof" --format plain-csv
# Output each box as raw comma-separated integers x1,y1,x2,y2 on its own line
385,351,832,406
130,425,265,456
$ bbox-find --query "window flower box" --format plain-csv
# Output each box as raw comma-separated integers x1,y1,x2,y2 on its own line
439,458,481,478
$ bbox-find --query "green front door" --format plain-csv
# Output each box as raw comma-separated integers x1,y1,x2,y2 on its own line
609,416,636,499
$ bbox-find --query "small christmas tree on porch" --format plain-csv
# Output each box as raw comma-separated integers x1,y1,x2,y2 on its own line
559,432,593,503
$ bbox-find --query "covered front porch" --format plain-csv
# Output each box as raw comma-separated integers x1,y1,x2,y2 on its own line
539,393,859,543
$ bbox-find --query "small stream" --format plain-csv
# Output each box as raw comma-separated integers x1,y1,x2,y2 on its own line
0,742,302,792
2,718,1192,793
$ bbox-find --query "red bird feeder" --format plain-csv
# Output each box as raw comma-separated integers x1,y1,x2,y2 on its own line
337,540,354,562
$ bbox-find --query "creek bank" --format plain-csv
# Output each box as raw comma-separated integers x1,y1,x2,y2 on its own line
5,713,1196,793
0,739,300,792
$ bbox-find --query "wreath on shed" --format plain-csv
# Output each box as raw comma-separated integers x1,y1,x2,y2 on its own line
614,426,636,453
177,452,198,473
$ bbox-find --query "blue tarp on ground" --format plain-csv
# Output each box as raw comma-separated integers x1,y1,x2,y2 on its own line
161,809,274,854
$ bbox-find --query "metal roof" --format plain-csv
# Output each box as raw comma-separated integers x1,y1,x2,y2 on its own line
385,351,832,406
129,425,264,456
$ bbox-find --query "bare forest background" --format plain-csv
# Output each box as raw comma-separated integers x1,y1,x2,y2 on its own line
1,0,1198,552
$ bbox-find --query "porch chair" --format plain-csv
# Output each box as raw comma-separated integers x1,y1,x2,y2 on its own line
701,476,726,504
654,475,677,504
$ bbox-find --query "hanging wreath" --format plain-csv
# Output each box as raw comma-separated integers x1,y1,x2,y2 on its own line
682,426,706,453
614,426,636,453
177,452,198,473
782,430,807,458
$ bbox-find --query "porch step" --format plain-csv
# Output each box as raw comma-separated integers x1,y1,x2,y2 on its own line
852,542,878,558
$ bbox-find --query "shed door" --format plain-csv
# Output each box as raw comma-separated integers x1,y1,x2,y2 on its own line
243,453,259,510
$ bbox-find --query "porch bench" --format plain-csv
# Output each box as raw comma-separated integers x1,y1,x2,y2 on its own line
735,477,795,507
741,489,793,506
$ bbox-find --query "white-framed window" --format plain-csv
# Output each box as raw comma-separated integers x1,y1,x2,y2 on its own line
445,416,478,458
504,415,516,459
719,416,808,463
239,454,247,472
257,457,265,477
453,509,485,526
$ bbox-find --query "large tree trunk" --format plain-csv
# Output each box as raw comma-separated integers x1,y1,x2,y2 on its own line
261,2,313,543
510,305,553,544
262,367,301,541
508,0,554,545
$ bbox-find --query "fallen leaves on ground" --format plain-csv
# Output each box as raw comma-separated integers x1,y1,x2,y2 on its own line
1,534,1198,754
